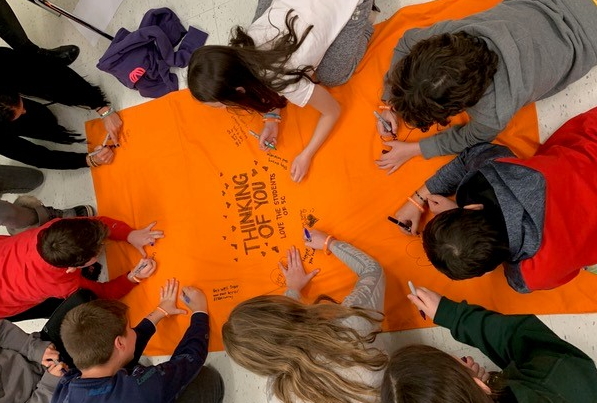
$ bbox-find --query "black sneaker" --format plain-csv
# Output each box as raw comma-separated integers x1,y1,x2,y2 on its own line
37,45,80,65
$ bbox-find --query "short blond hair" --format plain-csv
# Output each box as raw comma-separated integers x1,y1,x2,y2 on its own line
60,300,128,369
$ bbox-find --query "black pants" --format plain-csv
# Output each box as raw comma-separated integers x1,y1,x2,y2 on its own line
0,0,37,51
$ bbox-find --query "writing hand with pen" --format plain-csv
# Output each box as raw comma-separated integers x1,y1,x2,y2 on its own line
374,108,422,174
146,279,208,326
41,344,68,376
406,283,441,321
87,133,118,167
259,120,279,151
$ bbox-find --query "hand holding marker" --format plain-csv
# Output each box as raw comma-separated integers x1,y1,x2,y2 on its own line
388,216,411,233
374,110,394,134
249,130,277,150
133,252,156,276
408,280,427,320
89,132,118,156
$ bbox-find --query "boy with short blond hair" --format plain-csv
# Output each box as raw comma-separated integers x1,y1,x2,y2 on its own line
53,279,223,403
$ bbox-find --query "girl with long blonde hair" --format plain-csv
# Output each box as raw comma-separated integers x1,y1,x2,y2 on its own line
222,229,387,403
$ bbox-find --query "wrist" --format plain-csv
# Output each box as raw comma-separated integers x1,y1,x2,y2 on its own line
86,154,99,168
323,235,336,255
406,196,425,213
127,272,142,283
263,112,281,123
146,308,167,325
97,105,115,118
413,190,427,205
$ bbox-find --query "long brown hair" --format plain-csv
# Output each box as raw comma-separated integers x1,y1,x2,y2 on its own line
222,295,388,403
382,345,512,403
387,32,498,132
187,9,317,113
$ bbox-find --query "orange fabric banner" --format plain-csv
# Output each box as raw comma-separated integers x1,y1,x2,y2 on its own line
87,0,597,355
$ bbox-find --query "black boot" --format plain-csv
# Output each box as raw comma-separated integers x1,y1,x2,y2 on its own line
37,45,80,65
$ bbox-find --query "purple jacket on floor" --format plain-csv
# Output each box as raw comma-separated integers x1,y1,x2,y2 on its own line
97,8,208,98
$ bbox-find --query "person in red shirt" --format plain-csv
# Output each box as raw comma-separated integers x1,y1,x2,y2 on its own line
0,216,164,319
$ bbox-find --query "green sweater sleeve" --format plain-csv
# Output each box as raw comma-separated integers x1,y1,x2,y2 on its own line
434,297,597,402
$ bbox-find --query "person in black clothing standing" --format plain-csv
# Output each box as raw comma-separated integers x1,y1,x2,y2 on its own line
0,0,79,64
0,48,121,170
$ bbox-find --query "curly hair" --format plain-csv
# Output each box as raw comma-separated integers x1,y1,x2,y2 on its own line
422,208,510,280
387,32,498,132
187,9,317,113
222,295,388,403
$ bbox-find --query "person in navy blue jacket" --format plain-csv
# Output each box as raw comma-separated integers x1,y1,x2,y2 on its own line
52,278,223,403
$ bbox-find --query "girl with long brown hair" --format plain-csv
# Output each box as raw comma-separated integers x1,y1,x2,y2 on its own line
188,0,377,183
382,285,597,403
222,229,388,402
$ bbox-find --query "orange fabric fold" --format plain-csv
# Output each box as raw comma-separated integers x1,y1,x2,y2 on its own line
86,0,597,355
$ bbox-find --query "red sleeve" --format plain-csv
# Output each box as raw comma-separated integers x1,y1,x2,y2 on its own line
78,273,137,300
97,216,134,242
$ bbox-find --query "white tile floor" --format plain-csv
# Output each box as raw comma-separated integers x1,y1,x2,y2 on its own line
3,0,597,402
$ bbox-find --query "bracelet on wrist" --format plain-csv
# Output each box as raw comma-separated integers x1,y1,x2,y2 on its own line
406,196,425,213
323,235,336,255
263,112,281,120
86,154,99,168
156,306,169,316
128,274,142,283
414,190,427,204
99,106,115,118
378,104,391,110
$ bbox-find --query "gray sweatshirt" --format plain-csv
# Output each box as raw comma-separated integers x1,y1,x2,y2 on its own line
425,143,545,292
383,0,597,158
0,320,59,403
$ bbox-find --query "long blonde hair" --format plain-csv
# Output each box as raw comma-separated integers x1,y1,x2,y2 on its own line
222,295,388,403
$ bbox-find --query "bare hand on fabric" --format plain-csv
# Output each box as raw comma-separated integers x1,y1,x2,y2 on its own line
159,278,187,316
290,151,313,183
281,246,320,293
375,141,422,174
127,222,165,256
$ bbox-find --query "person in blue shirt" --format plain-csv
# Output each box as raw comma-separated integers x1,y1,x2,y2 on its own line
52,278,223,403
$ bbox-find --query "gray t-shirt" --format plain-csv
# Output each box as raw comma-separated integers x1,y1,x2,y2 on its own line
383,0,597,158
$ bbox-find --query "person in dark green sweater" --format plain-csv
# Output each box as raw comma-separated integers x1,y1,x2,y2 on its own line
381,286,597,402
